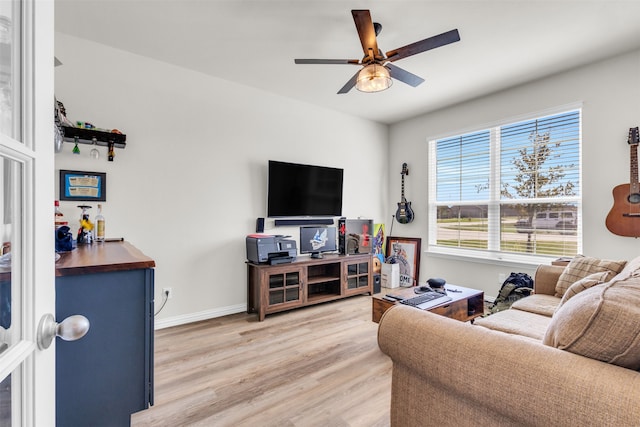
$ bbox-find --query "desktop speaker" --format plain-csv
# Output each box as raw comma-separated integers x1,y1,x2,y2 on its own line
373,273,381,294
256,217,265,233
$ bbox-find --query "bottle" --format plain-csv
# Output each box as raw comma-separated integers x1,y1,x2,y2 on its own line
108,142,115,162
95,204,105,242
55,200,68,229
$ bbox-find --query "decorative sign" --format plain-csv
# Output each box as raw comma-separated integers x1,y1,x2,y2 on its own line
59,170,106,201
384,236,422,287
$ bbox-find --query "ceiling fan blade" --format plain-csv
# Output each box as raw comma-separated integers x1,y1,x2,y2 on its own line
352,9,379,61
294,59,360,65
386,63,425,87
386,29,460,62
337,71,360,94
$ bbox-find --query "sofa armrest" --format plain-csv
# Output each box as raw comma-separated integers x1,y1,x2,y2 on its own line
533,264,565,295
378,305,640,426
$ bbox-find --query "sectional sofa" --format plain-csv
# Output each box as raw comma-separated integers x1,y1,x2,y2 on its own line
377,255,640,426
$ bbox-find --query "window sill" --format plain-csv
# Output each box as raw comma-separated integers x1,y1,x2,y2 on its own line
426,246,557,269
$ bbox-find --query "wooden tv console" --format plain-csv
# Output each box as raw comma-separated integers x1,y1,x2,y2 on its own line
247,253,373,321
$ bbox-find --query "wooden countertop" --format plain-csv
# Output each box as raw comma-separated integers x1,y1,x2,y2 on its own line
55,240,155,276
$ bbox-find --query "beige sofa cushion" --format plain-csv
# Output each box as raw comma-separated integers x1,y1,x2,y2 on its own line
474,309,552,340
543,275,640,370
556,271,611,309
554,255,626,297
511,294,561,317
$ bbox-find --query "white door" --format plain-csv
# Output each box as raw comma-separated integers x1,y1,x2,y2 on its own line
0,0,56,425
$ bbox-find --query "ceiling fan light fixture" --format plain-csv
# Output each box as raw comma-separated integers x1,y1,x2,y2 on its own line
356,64,392,93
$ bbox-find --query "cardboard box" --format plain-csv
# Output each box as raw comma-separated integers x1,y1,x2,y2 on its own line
381,263,399,289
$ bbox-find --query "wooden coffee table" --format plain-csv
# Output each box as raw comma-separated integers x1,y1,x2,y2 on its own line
372,285,484,323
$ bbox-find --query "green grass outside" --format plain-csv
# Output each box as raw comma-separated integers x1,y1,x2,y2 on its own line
437,216,578,256
438,239,577,256
440,219,577,235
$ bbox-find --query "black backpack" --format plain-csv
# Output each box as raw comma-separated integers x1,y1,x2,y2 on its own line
489,272,534,314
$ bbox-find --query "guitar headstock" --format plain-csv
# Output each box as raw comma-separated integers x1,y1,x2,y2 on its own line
628,127,639,146
401,162,409,176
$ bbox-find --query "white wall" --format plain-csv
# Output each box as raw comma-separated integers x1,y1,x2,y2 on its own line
388,49,640,298
55,33,388,327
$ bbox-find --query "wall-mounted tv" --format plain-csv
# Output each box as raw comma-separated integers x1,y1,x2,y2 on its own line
267,160,343,217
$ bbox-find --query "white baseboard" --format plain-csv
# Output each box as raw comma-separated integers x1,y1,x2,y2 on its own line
155,295,497,330
154,303,246,330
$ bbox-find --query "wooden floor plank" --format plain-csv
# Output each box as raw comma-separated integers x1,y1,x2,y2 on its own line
131,295,392,427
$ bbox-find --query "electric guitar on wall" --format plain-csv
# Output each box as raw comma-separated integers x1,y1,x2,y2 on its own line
395,163,415,224
606,127,640,237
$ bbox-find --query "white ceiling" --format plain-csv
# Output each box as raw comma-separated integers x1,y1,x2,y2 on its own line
55,1,640,125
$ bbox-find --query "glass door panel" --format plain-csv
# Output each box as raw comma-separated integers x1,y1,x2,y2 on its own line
269,274,284,288
285,288,299,302
358,276,368,288
358,262,368,274
285,272,299,286
0,1,20,140
0,368,22,426
0,158,21,355
0,131,24,427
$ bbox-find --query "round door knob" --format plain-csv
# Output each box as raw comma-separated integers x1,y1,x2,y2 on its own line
37,313,90,350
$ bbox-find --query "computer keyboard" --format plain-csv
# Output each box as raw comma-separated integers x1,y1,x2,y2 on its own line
400,291,448,307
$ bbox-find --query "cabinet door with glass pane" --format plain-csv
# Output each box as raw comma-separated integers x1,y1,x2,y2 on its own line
264,265,304,311
343,257,372,296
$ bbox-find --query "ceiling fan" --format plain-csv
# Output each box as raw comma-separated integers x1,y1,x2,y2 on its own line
294,9,460,94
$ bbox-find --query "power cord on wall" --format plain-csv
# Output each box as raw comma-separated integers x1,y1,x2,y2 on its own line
154,289,170,316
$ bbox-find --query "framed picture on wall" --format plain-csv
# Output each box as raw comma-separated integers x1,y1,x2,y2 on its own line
59,170,106,202
384,236,421,287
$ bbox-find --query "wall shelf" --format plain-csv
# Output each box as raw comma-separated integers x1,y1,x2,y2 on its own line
61,125,127,149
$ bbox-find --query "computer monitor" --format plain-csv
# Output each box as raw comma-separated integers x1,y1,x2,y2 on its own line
299,226,338,258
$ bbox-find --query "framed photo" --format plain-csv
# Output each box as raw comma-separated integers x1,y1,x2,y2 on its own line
59,170,106,202
385,236,422,287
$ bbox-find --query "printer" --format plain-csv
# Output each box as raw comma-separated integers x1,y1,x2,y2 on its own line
246,234,297,265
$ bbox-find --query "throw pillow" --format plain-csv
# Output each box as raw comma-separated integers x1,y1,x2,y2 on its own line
554,255,626,297
556,271,612,310
610,254,640,282
543,275,640,370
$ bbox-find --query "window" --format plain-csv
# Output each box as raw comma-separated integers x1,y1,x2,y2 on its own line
428,109,581,261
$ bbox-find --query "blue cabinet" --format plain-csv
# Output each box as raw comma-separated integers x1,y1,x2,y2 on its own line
55,242,154,426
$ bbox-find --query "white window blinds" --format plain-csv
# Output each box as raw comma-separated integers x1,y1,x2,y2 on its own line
429,109,581,259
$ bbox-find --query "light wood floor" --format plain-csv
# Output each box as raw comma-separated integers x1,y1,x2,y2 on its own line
131,295,392,427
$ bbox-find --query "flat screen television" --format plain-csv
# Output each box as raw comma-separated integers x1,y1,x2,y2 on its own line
299,226,338,258
267,160,343,217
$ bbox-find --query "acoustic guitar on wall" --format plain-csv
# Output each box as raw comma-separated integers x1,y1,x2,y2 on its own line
395,163,415,224
606,127,640,237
